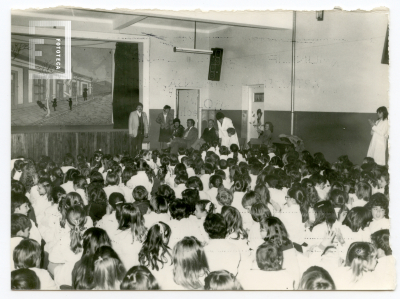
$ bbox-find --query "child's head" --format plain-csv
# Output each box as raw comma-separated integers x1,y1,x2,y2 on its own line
214,169,226,181
250,202,271,222
185,176,203,191
204,163,214,175
150,196,169,214
13,239,41,269
73,175,88,190
227,127,236,137
204,270,243,290
172,236,209,290
310,173,327,189
93,246,126,290
328,189,349,209
120,266,160,290
371,229,391,257
37,177,52,198
132,186,148,202
368,193,389,220
82,227,112,257
169,154,179,167
117,203,146,242
11,181,26,197
256,241,283,271
181,189,200,214
11,214,31,238
204,213,227,239
51,186,66,205
138,222,172,272
174,173,188,186
219,159,227,170
254,184,271,206
155,185,176,203
195,200,215,219
298,266,336,290
345,242,377,280
260,217,289,246
310,201,336,231
209,174,222,189
241,191,260,211
221,206,248,239
105,172,119,187
108,192,125,212
11,269,40,290
216,188,233,207
355,181,372,201
231,179,249,193
342,207,372,233
219,146,229,156
11,194,31,216
64,168,80,183
169,200,191,221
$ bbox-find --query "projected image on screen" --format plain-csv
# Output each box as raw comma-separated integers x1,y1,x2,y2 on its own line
11,36,113,126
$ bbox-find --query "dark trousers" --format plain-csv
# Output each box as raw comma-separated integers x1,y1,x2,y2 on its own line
132,132,144,157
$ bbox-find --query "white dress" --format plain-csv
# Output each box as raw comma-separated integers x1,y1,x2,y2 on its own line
218,117,236,148
367,119,389,166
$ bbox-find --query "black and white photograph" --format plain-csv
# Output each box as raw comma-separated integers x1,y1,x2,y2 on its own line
6,0,400,293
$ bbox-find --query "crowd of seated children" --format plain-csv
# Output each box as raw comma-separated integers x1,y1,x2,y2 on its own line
10,143,392,290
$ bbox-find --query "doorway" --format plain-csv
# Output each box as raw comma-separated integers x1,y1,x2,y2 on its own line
246,84,264,142
56,80,64,100
176,89,200,132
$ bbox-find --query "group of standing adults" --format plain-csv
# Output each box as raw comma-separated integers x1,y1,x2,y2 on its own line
128,103,245,157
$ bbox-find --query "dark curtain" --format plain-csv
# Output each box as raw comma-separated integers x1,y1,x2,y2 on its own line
381,26,389,65
113,43,139,129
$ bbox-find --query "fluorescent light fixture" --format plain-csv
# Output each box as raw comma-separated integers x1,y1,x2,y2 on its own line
173,47,213,55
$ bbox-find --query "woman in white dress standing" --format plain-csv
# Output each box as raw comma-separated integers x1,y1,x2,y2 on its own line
367,106,388,166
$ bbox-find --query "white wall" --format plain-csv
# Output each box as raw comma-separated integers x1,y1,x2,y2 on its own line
294,10,389,112
208,26,292,111
121,25,211,111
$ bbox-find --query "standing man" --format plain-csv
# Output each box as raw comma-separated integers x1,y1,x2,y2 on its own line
183,119,198,149
129,103,149,157
156,105,174,150
216,112,236,147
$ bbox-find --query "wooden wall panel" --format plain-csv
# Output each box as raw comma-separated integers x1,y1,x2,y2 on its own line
11,130,132,164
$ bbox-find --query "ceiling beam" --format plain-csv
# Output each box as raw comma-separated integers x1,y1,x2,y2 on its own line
75,8,293,30
113,15,147,30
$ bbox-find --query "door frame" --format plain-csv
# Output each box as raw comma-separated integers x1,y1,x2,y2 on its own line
245,84,264,142
175,88,202,137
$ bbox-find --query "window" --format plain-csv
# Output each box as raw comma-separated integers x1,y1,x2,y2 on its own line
33,79,46,102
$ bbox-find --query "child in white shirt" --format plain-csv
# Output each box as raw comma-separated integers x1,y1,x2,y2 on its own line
103,172,125,200
13,239,57,290
368,193,390,234
11,214,31,271
352,181,371,207
96,192,125,236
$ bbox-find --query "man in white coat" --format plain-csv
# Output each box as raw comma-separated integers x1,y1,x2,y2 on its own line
216,112,237,148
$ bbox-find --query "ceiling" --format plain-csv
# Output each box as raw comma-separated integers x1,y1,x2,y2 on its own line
11,7,293,33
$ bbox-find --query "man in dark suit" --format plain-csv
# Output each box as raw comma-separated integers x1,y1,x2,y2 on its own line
183,119,199,149
201,119,219,145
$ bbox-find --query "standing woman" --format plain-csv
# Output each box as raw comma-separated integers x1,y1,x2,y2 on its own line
156,105,174,150
367,106,389,166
